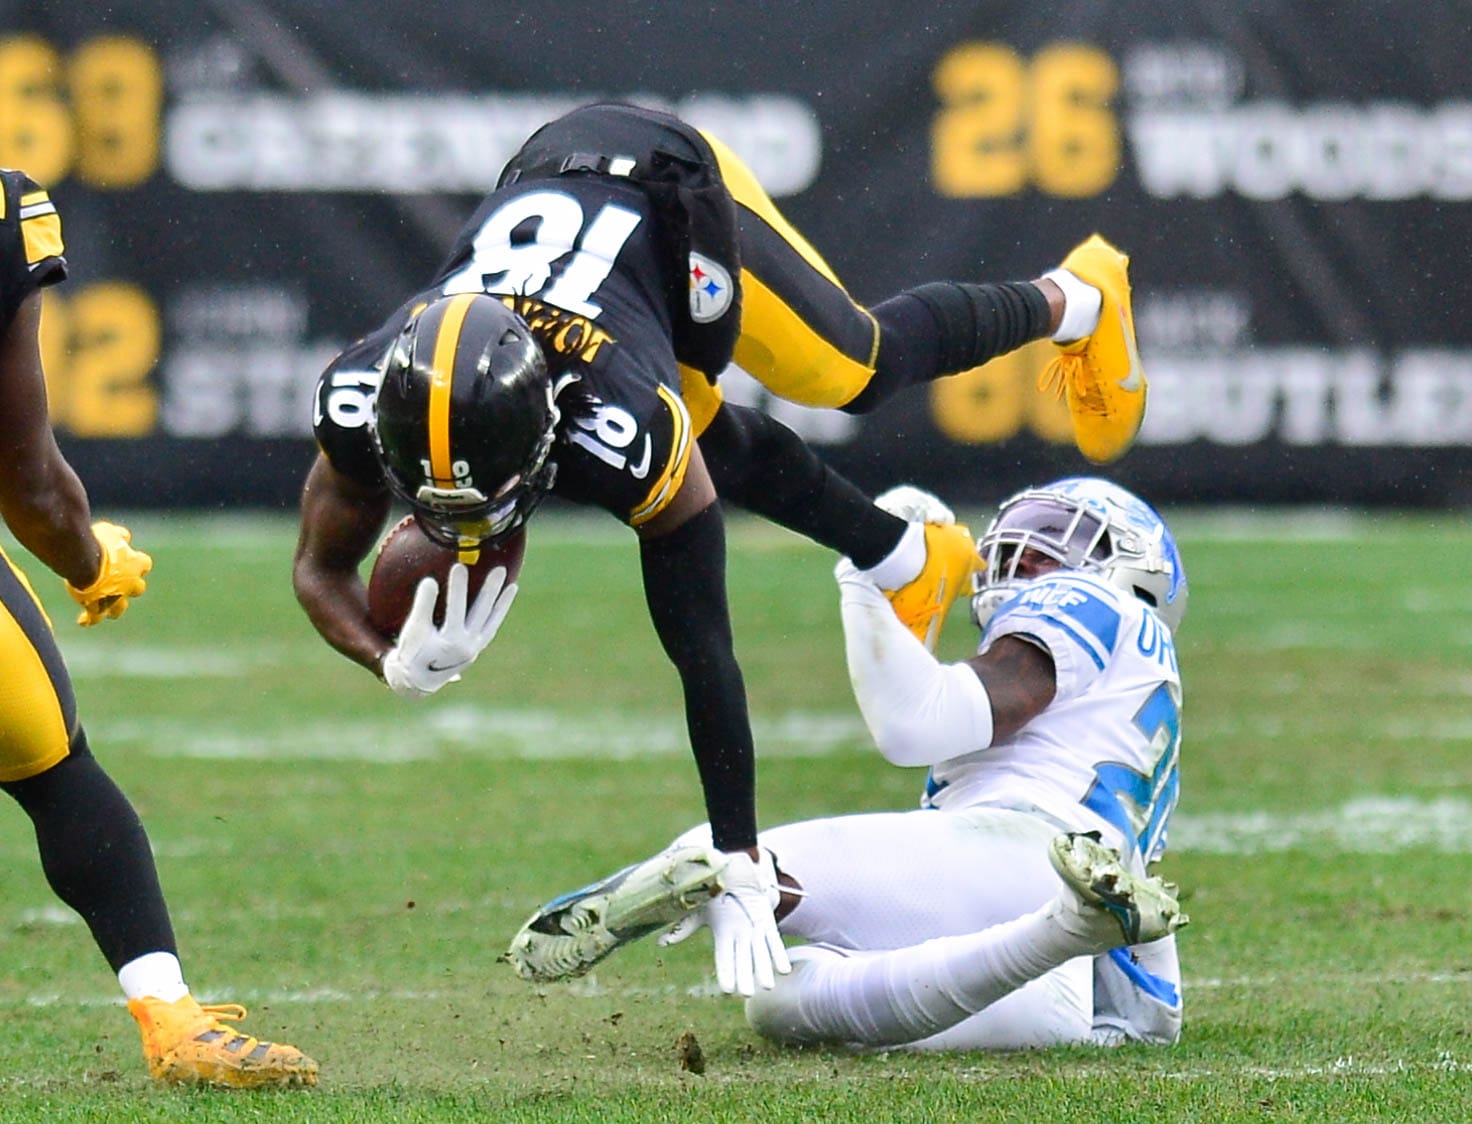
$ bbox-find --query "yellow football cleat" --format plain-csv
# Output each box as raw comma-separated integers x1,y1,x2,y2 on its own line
1038,234,1147,464
128,994,319,1089
882,523,984,653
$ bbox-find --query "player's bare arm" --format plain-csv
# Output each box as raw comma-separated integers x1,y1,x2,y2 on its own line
964,635,1057,742
292,452,393,673
0,291,101,588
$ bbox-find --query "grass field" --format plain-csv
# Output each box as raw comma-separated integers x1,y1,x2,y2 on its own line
0,506,1469,1122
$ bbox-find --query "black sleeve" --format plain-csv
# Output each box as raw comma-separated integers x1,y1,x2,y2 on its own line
699,402,904,569
845,280,1052,414
638,502,756,851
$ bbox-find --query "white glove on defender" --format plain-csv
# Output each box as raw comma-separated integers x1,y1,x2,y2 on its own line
381,564,517,700
872,484,956,525
658,849,790,997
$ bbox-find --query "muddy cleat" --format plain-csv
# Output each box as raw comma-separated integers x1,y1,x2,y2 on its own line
1047,831,1187,948
1038,234,1147,464
128,994,318,1089
882,523,984,653
504,845,726,983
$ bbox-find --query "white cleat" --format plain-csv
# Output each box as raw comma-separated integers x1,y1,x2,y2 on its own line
1047,831,1187,948
503,845,727,982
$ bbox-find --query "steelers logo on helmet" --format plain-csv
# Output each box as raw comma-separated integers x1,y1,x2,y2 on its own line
372,293,560,549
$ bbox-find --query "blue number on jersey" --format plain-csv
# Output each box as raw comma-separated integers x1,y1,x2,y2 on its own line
1081,681,1181,861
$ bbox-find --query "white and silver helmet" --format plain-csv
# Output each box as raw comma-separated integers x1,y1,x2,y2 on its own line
971,476,1188,632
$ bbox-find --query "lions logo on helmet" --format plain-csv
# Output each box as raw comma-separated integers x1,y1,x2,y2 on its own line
371,293,561,549
971,476,1187,633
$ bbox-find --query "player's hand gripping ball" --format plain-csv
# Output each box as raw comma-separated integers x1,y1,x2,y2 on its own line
367,516,526,639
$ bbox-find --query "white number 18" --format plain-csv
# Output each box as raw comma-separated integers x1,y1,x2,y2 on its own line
440,189,642,319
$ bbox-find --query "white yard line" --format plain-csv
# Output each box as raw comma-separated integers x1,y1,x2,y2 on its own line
74,697,1472,761
12,969,1472,1012
1168,795,1472,853
104,707,871,761
8,790,1472,865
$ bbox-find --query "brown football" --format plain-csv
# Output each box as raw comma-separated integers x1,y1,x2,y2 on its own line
366,516,526,638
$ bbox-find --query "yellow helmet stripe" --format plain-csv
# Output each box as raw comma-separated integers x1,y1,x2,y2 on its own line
426,293,478,483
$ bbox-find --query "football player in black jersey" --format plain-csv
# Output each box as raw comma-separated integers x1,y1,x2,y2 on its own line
0,170,317,1088
293,103,1149,997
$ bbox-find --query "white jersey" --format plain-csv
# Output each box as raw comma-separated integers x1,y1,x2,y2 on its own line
923,570,1183,868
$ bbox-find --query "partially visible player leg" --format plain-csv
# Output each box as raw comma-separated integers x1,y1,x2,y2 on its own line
0,559,316,1089
695,402,979,651
744,829,1185,1049
759,807,1062,948
706,130,1058,418
4,748,319,1088
706,130,1142,467
903,960,1094,1051
746,943,1095,1051
1092,934,1184,1046
699,134,1085,648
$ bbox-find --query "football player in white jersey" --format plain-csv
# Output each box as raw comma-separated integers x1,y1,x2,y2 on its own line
506,477,1189,1050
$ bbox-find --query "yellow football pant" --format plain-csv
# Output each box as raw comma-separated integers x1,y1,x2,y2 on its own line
0,546,78,782
680,132,881,435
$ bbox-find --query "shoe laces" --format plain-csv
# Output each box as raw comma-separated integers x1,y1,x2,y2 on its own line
1039,353,1109,414
1037,355,1075,398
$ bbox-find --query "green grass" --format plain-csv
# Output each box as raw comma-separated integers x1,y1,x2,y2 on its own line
1,507,1470,1121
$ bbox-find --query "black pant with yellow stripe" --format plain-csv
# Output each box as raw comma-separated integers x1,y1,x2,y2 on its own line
689,132,1050,568
0,546,176,971
682,130,1050,433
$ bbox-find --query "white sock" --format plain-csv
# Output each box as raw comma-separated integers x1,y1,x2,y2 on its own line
746,899,1094,1047
858,522,927,590
1043,267,1103,342
117,951,189,1003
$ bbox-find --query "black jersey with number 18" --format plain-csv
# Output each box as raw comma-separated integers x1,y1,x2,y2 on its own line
314,169,706,530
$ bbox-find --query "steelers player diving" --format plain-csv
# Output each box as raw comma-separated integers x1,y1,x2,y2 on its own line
0,169,317,1087
292,102,1150,998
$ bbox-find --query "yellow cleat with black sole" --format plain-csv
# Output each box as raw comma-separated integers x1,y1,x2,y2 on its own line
1039,233,1147,464
128,994,319,1089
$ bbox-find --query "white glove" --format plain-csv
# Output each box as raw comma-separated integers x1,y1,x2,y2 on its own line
873,484,956,525
658,849,790,997
381,563,517,699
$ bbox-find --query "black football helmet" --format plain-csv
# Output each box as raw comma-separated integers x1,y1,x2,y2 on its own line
371,293,559,548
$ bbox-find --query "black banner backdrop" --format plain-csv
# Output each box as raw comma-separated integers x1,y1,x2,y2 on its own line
7,2,1471,508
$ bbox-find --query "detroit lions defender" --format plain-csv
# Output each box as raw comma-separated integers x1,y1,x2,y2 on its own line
508,477,1188,1050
